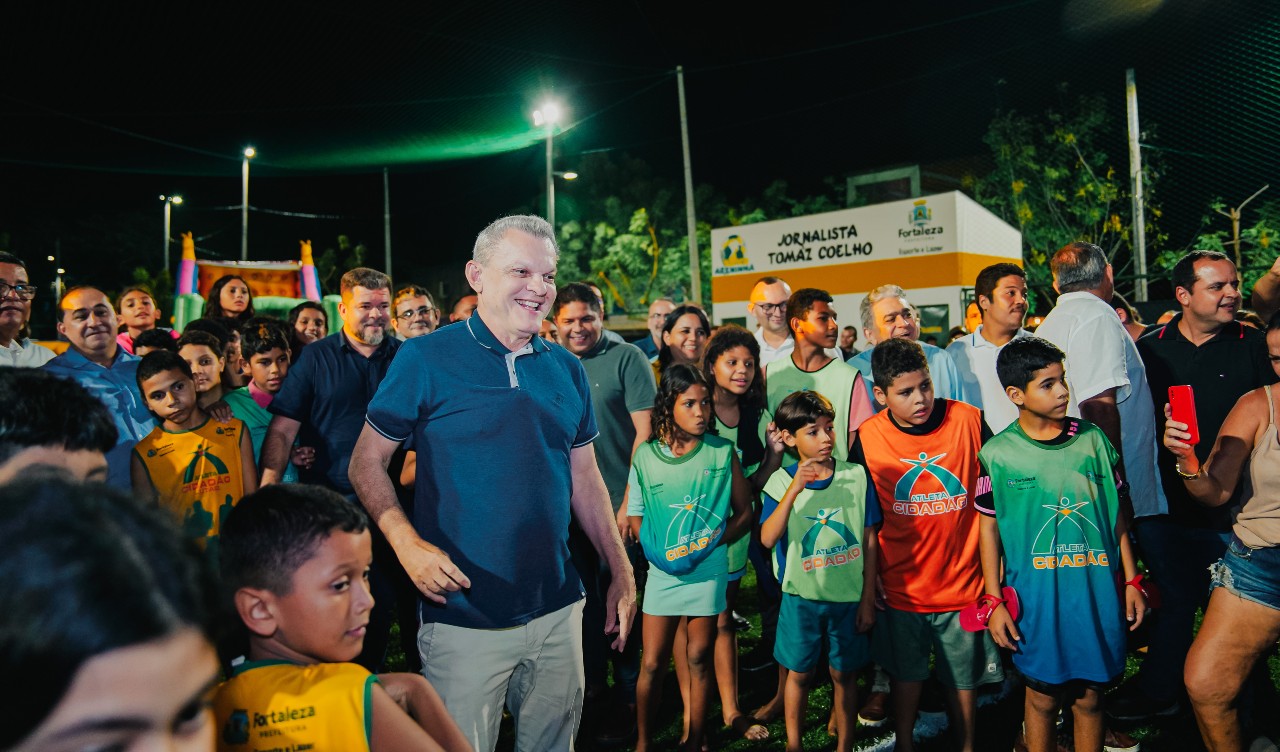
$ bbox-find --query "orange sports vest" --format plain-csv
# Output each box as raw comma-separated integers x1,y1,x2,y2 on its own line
858,400,985,612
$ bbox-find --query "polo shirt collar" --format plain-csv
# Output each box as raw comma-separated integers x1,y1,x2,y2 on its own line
337,329,396,359
59,345,132,370
1155,312,1246,343
971,325,1030,349
466,312,550,355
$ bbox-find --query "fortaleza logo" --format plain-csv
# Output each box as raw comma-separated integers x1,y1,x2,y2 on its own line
799,508,861,572
898,199,944,239
892,452,968,516
664,493,725,562
1031,496,1110,570
716,234,755,274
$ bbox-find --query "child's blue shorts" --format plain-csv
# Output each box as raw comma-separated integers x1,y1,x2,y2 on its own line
774,593,870,673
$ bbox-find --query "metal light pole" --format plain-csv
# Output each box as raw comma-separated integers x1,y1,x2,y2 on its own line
160,194,183,275
241,147,255,261
532,103,562,229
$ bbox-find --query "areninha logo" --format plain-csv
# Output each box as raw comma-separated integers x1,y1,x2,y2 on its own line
899,199,943,239
716,234,755,273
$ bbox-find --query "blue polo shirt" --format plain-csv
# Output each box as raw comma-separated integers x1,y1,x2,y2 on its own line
43,347,156,489
269,330,399,494
365,314,597,629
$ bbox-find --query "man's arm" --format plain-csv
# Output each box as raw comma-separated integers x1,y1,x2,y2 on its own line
239,425,259,495
349,424,470,603
259,415,302,486
1250,254,1280,320
1079,387,1131,519
569,443,637,652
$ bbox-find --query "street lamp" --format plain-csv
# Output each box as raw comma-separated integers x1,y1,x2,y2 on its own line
532,103,562,229
160,194,183,274
241,147,255,261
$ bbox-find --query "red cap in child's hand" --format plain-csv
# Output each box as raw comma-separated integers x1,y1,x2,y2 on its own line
959,586,1021,632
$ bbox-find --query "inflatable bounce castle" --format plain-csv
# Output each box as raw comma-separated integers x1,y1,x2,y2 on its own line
172,234,339,332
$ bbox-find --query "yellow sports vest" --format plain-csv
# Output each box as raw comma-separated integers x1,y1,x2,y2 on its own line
214,661,376,752
134,418,248,544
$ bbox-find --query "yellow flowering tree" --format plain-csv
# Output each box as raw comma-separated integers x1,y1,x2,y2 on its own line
970,89,1166,305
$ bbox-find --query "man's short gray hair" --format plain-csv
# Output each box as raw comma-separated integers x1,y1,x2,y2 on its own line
1051,242,1108,293
860,284,909,332
340,267,391,295
473,215,559,265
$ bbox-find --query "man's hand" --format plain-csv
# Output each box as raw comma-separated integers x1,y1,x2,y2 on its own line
396,537,471,604
988,604,1021,651
290,444,316,470
603,570,638,652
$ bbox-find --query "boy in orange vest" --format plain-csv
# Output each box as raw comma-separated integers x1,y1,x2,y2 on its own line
850,338,1002,752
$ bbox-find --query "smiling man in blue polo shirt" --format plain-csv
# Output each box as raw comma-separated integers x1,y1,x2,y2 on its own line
350,214,637,752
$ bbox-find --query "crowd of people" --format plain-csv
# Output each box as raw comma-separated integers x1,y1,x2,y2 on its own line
1,223,1279,752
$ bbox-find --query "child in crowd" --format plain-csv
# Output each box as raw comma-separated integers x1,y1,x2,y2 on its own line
700,325,783,741
852,338,1001,752
760,390,879,752
179,329,230,409
1,476,221,752
214,484,469,752
288,299,328,357
134,326,179,356
131,350,256,567
183,317,245,389
222,317,313,481
977,337,1146,752
628,364,753,752
116,285,177,354
757,288,874,723
204,274,255,325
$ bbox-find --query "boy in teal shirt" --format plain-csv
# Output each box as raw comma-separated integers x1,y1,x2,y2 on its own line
976,337,1146,752
223,317,312,481
760,390,880,752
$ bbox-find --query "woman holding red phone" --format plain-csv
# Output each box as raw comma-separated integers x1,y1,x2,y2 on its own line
1162,310,1280,752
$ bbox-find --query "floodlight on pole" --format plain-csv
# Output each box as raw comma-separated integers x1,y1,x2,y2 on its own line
241,147,255,261
160,194,183,274
532,102,563,229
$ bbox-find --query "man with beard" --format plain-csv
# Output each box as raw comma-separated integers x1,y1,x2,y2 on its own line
260,267,402,671
43,286,157,489
0,251,55,367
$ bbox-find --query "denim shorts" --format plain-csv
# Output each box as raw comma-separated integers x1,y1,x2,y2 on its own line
1209,535,1280,611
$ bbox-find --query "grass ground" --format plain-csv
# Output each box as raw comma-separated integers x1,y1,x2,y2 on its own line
386,568,1280,751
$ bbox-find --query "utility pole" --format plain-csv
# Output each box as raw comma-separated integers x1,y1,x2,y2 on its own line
1125,69,1148,302
677,66,700,303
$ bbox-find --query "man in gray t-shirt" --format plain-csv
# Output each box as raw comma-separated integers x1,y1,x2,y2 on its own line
553,282,655,733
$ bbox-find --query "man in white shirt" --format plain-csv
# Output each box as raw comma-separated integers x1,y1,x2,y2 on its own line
947,263,1032,433
1033,241,1165,521
0,252,55,368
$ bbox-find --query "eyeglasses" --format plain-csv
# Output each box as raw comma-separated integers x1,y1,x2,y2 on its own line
0,282,37,300
397,306,435,320
755,302,785,315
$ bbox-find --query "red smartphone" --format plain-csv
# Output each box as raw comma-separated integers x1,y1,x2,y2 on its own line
1168,385,1200,446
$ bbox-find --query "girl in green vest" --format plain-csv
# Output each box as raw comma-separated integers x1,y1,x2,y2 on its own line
627,364,754,752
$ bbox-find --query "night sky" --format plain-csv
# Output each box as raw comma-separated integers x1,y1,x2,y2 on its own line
2,0,1275,317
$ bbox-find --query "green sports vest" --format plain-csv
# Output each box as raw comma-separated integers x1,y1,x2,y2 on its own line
633,433,736,576
763,355,862,462
763,460,869,602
